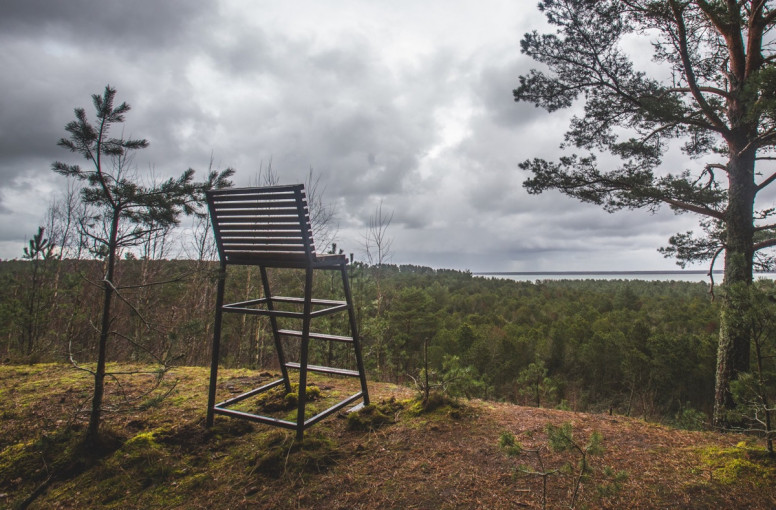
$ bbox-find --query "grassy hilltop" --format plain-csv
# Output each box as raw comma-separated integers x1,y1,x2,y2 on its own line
1,364,774,509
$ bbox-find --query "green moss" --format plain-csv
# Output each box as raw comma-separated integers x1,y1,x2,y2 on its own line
283,383,322,407
254,383,322,413
0,427,91,486
176,472,212,491
0,440,36,485
124,429,162,448
0,426,120,509
111,428,181,487
697,442,776,486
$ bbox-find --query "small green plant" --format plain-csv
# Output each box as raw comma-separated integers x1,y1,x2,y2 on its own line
546,422,603,507
673,405,708,431
410,355,488,404
407,391,462,416
596,465,629,497
499,430,557,510
499,422,622,510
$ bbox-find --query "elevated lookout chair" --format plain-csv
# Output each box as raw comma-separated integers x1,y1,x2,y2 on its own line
205,184,369,439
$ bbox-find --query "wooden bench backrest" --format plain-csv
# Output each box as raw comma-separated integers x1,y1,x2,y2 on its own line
206,185,316,267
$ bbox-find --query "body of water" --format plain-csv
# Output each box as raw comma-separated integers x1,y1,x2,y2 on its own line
474,271,776,283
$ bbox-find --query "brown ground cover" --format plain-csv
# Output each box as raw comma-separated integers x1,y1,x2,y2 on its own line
1,364,774,509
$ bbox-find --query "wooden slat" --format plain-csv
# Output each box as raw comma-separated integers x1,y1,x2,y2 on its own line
215,216,302,224
220,236,306,243
218,227,306,233
214,209,301,218
214,211,301,218
218,225,311,233
215,217,301,224
221,235,305,242
212,184,303,193
224,254,309,263
222,234,309,241
210,191,300,202
222,240,306,247
217,229,308,237
226,253,309,262
211,200,300,209
223,245,307,252
215,223,306,229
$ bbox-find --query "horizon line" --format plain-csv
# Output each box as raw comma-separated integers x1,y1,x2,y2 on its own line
473,270,728,275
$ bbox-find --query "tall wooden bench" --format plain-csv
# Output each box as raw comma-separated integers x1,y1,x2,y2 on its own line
205,184,369,439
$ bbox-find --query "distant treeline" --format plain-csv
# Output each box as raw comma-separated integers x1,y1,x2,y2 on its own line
1,258,729,424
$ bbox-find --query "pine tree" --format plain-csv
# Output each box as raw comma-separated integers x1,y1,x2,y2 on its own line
515,0,776,426
53,85,233,443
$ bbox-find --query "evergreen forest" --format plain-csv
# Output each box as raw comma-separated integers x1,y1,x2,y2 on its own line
6,255,766,430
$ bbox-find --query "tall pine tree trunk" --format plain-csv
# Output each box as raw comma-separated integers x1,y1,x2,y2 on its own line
714,149,756,427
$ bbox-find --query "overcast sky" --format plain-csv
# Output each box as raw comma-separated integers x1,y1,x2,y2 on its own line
0,0,707,272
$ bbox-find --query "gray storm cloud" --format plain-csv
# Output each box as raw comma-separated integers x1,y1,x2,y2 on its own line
0,0,701,271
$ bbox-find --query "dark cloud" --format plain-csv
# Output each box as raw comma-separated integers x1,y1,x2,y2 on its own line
0,0,213,49
476,57,552,128
0,1,705,270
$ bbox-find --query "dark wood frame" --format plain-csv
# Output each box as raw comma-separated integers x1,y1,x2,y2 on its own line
205,184,369,439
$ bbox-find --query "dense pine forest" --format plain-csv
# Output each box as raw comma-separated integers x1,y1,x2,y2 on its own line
3,256,750,428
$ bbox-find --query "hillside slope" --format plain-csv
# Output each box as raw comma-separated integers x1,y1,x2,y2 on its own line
1,364,774,509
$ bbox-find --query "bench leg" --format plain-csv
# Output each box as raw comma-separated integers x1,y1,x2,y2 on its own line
342,264,369,405
206,264,227,427
260,266,292,394
296,267,314,440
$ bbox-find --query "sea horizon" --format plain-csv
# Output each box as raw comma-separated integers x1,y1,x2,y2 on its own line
473,269,776,283
474,269,721,275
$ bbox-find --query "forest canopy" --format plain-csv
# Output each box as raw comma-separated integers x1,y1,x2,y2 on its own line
1,258,739,426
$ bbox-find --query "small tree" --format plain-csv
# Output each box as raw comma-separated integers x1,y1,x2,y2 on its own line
500,422,619,509
364,200,394,316
729,282,776,453
516,360,558,408
19,226,55,356
387,286,439,396
499,430,558,510
437,354,488,399
53,85,233,444
545,422,604,507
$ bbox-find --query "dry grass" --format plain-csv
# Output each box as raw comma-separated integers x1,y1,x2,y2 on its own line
1,364,774,509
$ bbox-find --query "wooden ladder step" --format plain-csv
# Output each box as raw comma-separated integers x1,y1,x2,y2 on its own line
277,329,353,343
285,362,360,377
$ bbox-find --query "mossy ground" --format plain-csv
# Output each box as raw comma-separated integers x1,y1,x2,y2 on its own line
1,363,775,509
696,441,776,485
